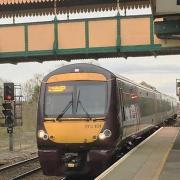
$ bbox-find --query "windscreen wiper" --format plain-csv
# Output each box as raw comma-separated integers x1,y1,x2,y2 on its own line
56,93,73,121
56,100,72,121
76,90,92,120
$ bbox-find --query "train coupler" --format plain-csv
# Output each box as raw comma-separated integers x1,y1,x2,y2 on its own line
63,153,82,168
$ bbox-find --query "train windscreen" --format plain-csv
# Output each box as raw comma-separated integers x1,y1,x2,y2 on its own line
44,81,107,118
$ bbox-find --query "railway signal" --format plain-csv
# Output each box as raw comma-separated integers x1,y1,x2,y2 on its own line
2,102,14,127
176,79,180,101
4,83,14,101
0,84,23,152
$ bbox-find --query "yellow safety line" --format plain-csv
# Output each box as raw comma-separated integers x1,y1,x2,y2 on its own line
152,127,180,180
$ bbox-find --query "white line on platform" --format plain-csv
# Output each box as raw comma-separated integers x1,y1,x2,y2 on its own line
95,127,163,180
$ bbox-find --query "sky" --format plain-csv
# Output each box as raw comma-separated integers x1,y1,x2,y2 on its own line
0,8,180,99
0,56,179,99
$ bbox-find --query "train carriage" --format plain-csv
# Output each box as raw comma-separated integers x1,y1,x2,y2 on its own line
37,63,177,177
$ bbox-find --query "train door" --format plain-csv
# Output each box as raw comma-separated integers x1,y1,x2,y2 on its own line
159,94,164,123
122,85,139,138
131,87,140,133
119,88,125,134
117,81,125,140
154,93,158,125
156,93,163,124
134,94,141,132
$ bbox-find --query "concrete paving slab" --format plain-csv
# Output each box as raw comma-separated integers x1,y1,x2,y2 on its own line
96,127,179,180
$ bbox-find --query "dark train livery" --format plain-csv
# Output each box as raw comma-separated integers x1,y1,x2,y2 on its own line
37,63,177,177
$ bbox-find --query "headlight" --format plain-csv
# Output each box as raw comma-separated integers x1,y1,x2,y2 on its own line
38,130,49,140
99,133,106,140
99,129,112,140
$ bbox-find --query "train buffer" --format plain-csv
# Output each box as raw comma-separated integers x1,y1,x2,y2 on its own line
95,127,180,180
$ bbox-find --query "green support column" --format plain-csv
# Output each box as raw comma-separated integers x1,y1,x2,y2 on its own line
150,16,154,46
53,16,58,55
24,24,28,57
85,20,89,53
116,12,121,52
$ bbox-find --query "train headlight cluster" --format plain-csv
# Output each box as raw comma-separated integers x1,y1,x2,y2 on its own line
99,129,112,140
38,130,49,140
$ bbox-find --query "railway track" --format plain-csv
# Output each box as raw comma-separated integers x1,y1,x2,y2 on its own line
0,156,41,180
0,120,178,180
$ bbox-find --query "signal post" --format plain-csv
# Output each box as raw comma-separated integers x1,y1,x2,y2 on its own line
2,83,15,151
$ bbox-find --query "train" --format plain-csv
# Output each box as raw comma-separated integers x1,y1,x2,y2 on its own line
37,63,177,178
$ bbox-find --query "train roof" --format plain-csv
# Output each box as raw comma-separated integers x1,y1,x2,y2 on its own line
43,63,114,82
44,63,159,92
43,63,176,101
114,73,156,93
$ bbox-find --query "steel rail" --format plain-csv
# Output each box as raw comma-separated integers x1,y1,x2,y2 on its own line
0,156,38,172
10,166,41,180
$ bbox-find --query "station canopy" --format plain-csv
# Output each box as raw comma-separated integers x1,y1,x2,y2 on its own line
0,0,150,18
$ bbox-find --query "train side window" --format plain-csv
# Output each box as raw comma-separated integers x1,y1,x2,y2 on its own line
139,97,155,117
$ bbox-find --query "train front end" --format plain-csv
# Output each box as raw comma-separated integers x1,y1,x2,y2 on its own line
37,64,118,177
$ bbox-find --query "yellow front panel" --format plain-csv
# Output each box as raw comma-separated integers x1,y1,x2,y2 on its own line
46,73,107,83
44,120,105,143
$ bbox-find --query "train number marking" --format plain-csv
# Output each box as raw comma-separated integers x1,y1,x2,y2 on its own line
85,124,102,128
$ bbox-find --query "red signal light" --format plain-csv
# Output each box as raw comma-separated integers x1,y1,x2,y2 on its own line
4,83,14,101
6,96,12,100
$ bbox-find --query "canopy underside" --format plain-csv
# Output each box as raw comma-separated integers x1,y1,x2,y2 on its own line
0,0,150,17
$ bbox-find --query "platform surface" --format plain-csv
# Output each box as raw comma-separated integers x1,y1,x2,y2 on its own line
95,127,180,180
159,129,180,180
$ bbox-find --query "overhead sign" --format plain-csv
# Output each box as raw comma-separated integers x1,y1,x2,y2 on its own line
48,86,67,93
48,86,66,93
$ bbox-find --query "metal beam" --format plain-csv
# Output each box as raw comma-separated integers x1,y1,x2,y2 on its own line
1,15,180,63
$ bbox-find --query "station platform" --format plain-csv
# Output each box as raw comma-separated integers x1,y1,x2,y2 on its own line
95,127,180,180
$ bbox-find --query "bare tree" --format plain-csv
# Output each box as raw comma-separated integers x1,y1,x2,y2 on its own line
22,74,43,102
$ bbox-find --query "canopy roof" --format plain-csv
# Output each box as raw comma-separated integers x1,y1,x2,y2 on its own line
0,0,150,17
